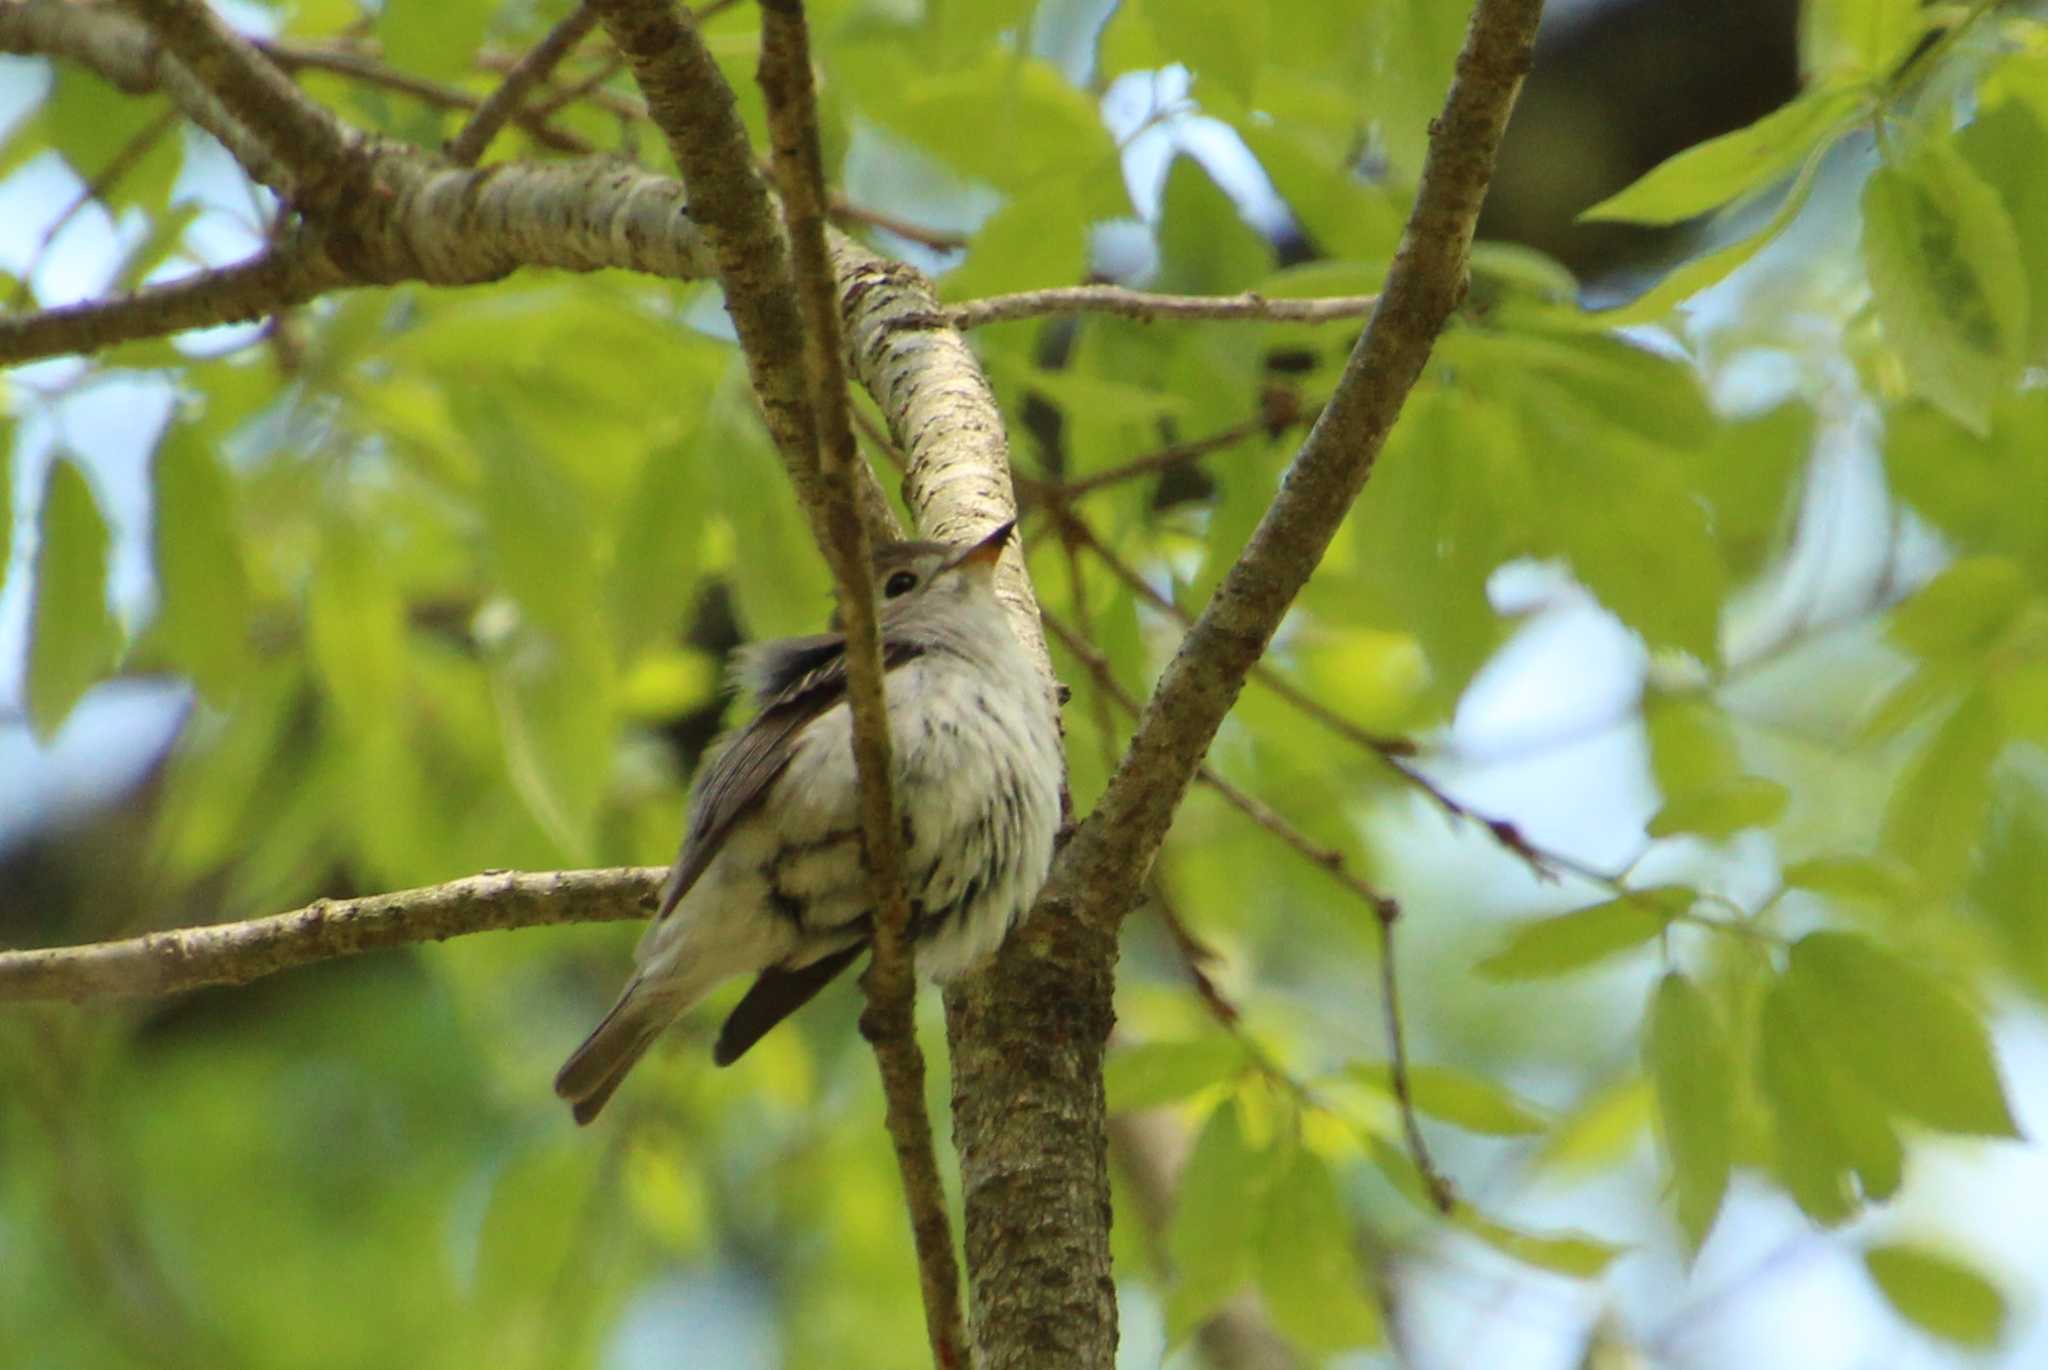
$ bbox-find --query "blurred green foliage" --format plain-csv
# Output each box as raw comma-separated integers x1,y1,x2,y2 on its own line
5,0,2048,1365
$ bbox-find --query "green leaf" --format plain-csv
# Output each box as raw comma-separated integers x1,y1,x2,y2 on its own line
27,459,121,740
1645,973,1734,1251
152,423,252,701
1646,695,1741,796
938,184,1091,302
1155,154,1273,296
1758,971,1902,1223
45,69,178,211
1165,1098,1277,1345
1884,395,2048,581
1887,556,2029,661
1455,1209,1622,1278
1597,135,1831,325
1477,888,1689,981
1862,142,2030,434
1255,1149,1382,1353
1782,853,1918,905
1511,394,1725,662
1959,97,2048,363
1692,401,1813,580
1789,932,2018,1137
1880,689,2004,892
1345,387,1532,714
1969,774,2048,1001
1150,0,1267,105
1864,1243,2008,1349
883,56,1121,195
1348,1063,1547,1136
1648,776,1789,840
1582,86,1860,226
380,0,495,84
1801,0,1927,79
1105,1038,1247,1114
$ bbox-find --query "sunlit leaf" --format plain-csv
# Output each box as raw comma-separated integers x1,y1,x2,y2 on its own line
1645,973,1734,1251
1862,140,2029,434
1648,776,1789,840
1788,932,2018,1137
1864,1243,2008,1349
1106,1037,1247,1114
1887,556,2029,661
27,458,121,740
1456,1208,1623,1278
1477,888,1690,980
1880,688,2004,891
1349,1062,1547,1137
1166,1097,1279,1346
1255,1148,1382,1352
1758,971,1902,1223
152,422,252,701
1582,85,1860,226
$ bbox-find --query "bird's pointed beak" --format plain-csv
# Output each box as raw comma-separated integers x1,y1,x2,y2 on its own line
950,519,1016,573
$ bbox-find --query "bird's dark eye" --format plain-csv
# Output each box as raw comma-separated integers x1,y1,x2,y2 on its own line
884,570,919,598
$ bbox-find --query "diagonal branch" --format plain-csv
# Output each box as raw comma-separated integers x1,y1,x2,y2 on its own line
123,0,366,206
0,869,661,1001
1044,0,1543,934
445,3,599,165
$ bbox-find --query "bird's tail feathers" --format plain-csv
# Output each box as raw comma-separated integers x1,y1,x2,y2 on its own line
554,978,678,1125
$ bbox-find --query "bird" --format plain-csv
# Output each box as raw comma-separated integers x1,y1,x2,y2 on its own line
554,521,1063,1124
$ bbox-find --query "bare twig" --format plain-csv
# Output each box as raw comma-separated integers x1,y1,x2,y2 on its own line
0,869,661,1001
259,40,590,153
946,285,1381,331
8,107,179,310
829,197,970,252
447,3,598,164
1374,900,1453,1211
760,2,966,1365
1040,608,1398,921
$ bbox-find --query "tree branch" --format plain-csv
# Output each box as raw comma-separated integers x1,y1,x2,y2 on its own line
0,246,345,363
0,869,661,1001
761,2,966,1365
123,0,366,207
446,3,597,165
946,284,1381,330
1043,0,1543,935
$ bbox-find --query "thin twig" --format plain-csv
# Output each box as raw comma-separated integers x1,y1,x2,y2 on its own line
946,285,1381,331
447,4,599,164
0,869,661,1001
829,197,971,252
759,3,966,1366
260,41,597,153
1374,899,1454,1211
8,107,179,310
1040,608,1397,920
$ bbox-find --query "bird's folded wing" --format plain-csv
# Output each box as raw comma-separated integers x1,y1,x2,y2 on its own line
656,632,927,922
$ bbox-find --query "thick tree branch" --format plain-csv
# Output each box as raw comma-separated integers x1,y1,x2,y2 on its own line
947,285,1381,330
760,3,966,1365
0,869,661,1001
1045,0,1542,933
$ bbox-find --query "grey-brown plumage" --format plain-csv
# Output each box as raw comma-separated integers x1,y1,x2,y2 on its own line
555,523,1062,1124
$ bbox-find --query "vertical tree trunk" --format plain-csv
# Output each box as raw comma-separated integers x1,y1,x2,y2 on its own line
946,902,1121,1369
